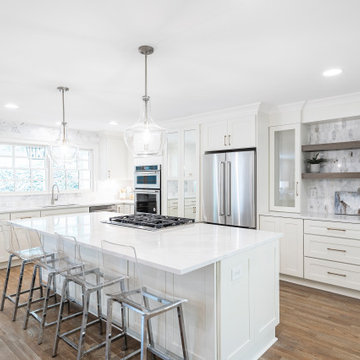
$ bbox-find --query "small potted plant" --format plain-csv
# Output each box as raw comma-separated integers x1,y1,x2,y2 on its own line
306,153,325,173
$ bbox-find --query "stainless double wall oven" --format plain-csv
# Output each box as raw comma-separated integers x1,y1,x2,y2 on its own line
134,165,161,215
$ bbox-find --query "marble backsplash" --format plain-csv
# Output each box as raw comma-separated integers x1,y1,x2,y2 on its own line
304,118,360,214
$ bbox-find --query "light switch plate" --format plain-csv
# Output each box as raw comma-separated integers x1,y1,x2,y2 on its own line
231,265,242,281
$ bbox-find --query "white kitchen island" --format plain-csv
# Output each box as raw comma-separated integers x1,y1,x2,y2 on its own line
11,212,282,360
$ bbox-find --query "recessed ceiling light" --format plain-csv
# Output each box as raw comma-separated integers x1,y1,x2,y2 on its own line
4,103,19,109
322,68,343,77
109,121,119,126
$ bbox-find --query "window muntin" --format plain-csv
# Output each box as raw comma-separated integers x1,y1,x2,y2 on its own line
0,144,92,193
0,145,47,193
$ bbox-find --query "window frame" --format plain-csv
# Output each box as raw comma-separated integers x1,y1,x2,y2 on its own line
0,140,94,196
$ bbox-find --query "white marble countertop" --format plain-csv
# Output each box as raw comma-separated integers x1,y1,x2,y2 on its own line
11,212,281,275
259,211,360,224
0,199,134,215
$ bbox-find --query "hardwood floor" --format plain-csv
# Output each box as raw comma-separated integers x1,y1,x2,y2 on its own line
261,281,360,360
1,266,360,359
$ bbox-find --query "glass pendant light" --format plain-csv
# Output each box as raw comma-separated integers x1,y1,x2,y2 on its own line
124,45,165,156
49,86,78,165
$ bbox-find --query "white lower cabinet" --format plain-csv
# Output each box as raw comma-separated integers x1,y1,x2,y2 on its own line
260,215,304,277
0,213,11,263
10,210,41,220
40,207,89,217
304,257,360,291
117,204,134,214
167,199,178,217
304,219,360,290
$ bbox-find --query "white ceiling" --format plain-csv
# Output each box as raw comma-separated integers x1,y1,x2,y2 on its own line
1,0,360,131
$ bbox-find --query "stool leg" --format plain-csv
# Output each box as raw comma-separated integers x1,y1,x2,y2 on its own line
177,305,189,360
66,278,71,314
38,266,44,298
52,257,57,303
142,294,155,360
120,302,128,351
38,272,53,345
52,279,68,357
105,297,113,360
77,289,90,360
23,264,38,330
120,279,128,351
12,259,26,321
140,315,148,360
0,254,14,311
96,272,103,335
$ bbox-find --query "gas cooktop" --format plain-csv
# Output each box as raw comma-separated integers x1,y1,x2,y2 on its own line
104,214,195,231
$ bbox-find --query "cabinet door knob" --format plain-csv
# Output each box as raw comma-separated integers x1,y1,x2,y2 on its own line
228,134,231,146
224,135,227,146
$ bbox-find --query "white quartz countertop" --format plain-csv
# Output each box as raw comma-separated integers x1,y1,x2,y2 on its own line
0,199,134,215
259,211,360,224
11,212,281,275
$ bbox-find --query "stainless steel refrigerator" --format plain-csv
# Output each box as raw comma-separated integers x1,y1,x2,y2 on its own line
202,149,256,228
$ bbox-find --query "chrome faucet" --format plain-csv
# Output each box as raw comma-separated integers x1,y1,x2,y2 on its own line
51,184,60,205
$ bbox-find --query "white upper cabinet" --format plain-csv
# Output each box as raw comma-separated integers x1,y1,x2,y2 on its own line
99,134,132,181
202,114,256,152
269,124,301,213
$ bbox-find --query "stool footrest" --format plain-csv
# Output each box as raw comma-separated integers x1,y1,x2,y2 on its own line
59,322,125,354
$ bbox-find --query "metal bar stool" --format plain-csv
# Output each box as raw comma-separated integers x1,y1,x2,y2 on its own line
0,221,52,321
52,234,128,360
21,230,85,344
104,241,189,360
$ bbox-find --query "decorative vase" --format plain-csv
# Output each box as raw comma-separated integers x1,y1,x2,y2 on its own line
310,163,320,173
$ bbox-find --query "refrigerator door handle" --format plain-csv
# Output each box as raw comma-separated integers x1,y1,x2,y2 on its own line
219,161,225,216
226,161,231,216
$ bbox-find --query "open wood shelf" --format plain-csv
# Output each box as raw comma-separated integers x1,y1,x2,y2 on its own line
302,141,360,152
302,172,360,179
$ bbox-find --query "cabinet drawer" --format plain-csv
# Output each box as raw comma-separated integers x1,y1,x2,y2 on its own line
304,234,360,265
304,220,360,240
41,207,89,217
185,198,196,206
10,211,41,220
0,213,10,220
304,257,360,291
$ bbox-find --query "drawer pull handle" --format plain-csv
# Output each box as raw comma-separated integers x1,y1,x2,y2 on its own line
327,227,346,232
327,271,347,277
327,248,346,253
19,216,32,219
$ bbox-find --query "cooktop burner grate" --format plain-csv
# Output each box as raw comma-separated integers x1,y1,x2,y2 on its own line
106,214,195,230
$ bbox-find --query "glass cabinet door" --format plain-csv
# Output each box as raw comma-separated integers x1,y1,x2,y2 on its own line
184,129,197,219
270,124,300,212
166,132,179,216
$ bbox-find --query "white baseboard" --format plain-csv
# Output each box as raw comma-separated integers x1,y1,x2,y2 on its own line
280,274,360,299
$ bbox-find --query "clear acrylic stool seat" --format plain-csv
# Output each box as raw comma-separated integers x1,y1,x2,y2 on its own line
22,230,85,344
52,235,128,360
104,241,189,360
0,221,54,321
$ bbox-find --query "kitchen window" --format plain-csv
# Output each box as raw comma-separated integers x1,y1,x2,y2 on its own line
0,143,92,193
52,149,92,191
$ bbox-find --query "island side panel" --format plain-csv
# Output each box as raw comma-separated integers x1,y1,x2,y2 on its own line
165,264,217,360
217,239,279,360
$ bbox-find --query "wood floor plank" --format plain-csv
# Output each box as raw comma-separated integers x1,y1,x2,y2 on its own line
1,268,360,359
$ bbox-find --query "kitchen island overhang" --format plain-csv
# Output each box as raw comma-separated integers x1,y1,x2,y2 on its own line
11,212,282,360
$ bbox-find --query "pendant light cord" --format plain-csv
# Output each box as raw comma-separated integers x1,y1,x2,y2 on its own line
143,53,149,124
57,86,69,144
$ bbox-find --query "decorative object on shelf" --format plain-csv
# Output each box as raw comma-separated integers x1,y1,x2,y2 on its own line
306,153,325,173
124,45,165,157
335,190,360,215
49,87,78,164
